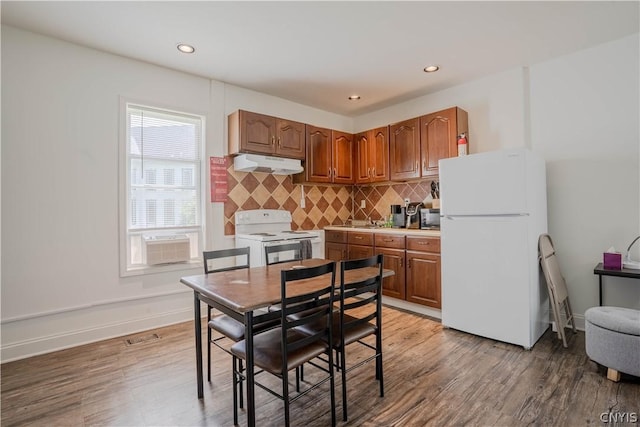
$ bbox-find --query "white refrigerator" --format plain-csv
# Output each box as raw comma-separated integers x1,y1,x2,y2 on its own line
439,148,549,349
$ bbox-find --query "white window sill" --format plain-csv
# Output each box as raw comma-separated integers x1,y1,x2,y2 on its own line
120,259,203,277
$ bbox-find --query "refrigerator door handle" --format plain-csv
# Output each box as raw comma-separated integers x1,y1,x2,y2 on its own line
444,213,530,219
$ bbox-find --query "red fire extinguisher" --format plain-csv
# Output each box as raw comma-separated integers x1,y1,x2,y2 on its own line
457,133,468,156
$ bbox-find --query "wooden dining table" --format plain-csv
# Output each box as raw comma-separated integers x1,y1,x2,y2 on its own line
180,257,393,427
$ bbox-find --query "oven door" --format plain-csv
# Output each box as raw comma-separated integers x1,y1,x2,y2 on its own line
262,237,322,265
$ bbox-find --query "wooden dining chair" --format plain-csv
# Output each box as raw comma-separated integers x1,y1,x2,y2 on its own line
265,241,303,265
230,262,337,427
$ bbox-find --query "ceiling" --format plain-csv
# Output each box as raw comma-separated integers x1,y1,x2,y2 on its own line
2,1,639,116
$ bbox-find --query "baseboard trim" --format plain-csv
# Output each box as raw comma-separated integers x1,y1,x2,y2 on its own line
1,309,193,363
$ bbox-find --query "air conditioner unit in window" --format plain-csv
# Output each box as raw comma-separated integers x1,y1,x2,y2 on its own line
143,235,190,265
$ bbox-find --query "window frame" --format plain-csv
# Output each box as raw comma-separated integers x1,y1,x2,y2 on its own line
119,98,205,277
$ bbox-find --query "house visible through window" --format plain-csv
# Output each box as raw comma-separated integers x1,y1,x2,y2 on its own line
121,103,203,274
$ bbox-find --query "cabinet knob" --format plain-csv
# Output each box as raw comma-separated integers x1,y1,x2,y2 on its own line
367,167,371,177
277,137,281,147
271,136,275,145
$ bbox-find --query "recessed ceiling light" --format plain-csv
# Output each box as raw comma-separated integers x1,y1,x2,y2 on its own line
348,95,361,100
423,65,440,73
177,43,195,54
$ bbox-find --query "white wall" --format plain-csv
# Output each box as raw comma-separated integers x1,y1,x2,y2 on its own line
0,26,354,361
530,34,640,316
354,67,529,153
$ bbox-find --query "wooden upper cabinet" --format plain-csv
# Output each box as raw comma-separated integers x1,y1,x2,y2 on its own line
355,132,371,183
228,110,306,160
276,119,306,159
332,131,354,184
305,125,333,182
371,127,389,182
355,126,389,184
305,127,353,184
420,107,468,177
389,118,421,180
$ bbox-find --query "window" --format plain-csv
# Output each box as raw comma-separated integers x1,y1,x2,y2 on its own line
121,102,204,275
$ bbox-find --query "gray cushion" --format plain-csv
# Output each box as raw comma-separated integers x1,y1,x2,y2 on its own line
585,306,640,336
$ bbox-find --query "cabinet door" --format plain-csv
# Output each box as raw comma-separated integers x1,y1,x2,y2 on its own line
241,111,277,155
371,126,389,182
420,108,456,177
325,242,347,261
354,131,372,184
376,247,405,300
306,125,332,183
348,244,374,260
406,251,441,308
276,119,305,160
389,118,421,180
332,131,354,184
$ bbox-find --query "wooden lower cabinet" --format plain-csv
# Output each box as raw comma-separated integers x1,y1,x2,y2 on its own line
376,247,405,300
325,230,347,261
324,229,441,308
406,250,441,309
347,231,374,259
406,236,441,308
325,242,347,261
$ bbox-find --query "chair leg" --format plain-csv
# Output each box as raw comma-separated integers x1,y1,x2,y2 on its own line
377,331,384,397
295,366,300,393
207,306,212,382
232,357,239,425
328,349,336,427
239,359,244,409
282,370,290,427
565,299,577,333
340,347,348,421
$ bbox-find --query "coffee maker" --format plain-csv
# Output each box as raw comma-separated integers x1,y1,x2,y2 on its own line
405,202,424,229
390,205,406,228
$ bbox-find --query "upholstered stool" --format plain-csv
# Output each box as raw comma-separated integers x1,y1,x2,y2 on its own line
585,306,640,381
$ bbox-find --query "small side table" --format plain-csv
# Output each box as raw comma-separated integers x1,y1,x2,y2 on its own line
593,262,640,306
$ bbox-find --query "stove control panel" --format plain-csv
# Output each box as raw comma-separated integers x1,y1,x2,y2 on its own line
235,209,292,225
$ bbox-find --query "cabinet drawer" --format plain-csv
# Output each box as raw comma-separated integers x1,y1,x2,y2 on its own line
325,230,347,244
406,236,440,253
374,234,406,249
348,232,374,246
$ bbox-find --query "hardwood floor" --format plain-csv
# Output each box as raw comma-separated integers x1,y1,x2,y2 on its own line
2,306,639,426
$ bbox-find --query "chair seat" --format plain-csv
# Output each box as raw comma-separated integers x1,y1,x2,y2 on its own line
209,315,245,342
296,313,377,348
231,328,329,375
209,314,281,343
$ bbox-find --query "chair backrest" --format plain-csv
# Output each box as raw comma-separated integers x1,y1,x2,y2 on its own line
339,254,384,334
280,262,337,358
265,242,303,265
538,234,569,302
203,247,250,274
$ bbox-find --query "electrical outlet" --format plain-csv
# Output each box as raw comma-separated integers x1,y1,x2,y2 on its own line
360,200,366,209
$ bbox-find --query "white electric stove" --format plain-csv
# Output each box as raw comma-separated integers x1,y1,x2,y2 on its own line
235,209,322,267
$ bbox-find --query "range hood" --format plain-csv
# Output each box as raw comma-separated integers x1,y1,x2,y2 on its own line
233,153,303,175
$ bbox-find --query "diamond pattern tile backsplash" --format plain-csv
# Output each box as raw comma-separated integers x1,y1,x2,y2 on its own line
223,157,437,234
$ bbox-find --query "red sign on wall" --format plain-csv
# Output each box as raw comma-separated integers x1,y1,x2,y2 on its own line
210,156,228,203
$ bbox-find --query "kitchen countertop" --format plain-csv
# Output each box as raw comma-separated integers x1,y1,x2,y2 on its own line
324,225,440,237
